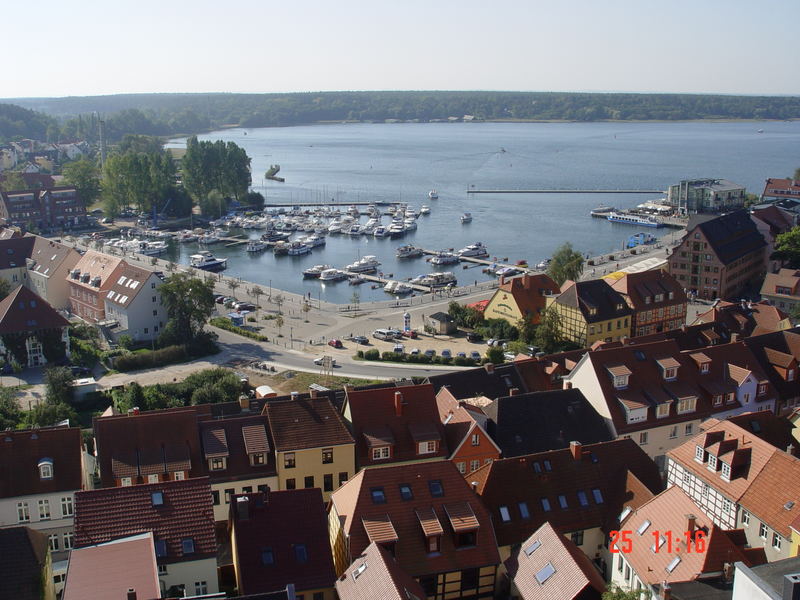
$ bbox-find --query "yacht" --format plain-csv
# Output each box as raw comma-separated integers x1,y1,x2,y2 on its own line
190,251,227,272
347,224,363,236
413,272,457,288
373,226,391,238
345,255,381,273
396,245,423,259
461,212,473,224
246,240,267,252
319,268,348,281
428,190,439,200
389,223,406,238
287,242,311,256
384,281,413,295
142,240,168,255
177,230,198,243
261,230,291,242
303,264,332,278
458,242,489,258
198,233,220,244
305,234,326,247
403,219,417,231
420,205,431,215
430,251,460,265
272,242,289,256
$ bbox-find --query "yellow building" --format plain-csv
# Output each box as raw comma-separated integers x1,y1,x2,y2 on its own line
549,279,632,347
264,396,355,501
483,273,558,327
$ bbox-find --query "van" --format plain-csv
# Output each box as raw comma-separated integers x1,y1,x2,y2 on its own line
372,328,394,341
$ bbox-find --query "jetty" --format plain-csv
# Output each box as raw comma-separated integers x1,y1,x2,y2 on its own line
352,272,431,293
467,188,664,194
419,249,533,273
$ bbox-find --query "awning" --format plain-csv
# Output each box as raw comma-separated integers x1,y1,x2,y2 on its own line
443,502,479,533
362,514,399,543
415,507,444,537
202,427,229,458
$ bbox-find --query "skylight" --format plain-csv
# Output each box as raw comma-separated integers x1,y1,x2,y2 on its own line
543,460,552,472
577,491,589,507
558,495,568,509
117,276,127,285
524,540,541,556
620,507,632,521
370,487,386,504
181,538,195,555
637,520,651,535
518,502,530,519
533,462,541,473
399,484,413,501
666,556,681,573
652,535,666,553
352,562,367,580
154,539,167,557
151,491,164,506
261,548,274,565
499,506,511,522
294,544,308,564
429,480,444,498
592,489,604,504
535,562,556,584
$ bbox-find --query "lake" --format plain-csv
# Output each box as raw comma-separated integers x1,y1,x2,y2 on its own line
167,121,800,303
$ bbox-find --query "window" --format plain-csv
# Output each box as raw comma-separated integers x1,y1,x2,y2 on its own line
372,446,390,460
339,472,349,485
639,432,648,445
48,534,59,552
657,403,670,418
182,538,195,555
721,462,731,480
174,471,185,480
294,544,308,564
427,534,440,553
322,448,333,464
261,547,274,565
558,495,568,509
516,501,530,519
685,423,694,436
147,474,159,484
536,562,556,584
541,497,552,512
571,530,584,546
284,452,296,468
713,394,722,406
212,490,220,505
683,470,691,484
151,491,165,506
304,475,315,488
211,457,226,471
613,375,629,389
592,488,604,504
499,506,511,522
456,461,466,473
666,556,681,573
471,433,480,446
543,460,552,472
722,498,732,513
461,568,479,591
324,474,333,492
470,459,480,472
63,532,74,549
758,384,767,396
17,502,29,523
702,483,709,497
707,454,718,471
637,520,651,535
677,398,696,414
286,478,296,490
669,426,678,439
155,539,168,557
418,441,437,454
577,491,589,507
195,582,208,595
742,510,750,526
38,459,53,480
760,523,768,539
121,477,132,486
250,453,265,466
457,530,476,547
725,392,736,404
224,488,234,503
370,487,386,504
664,367,677,380
429,479,444,497
38,499,50,520
773,533,782,550
420,576,437,597
399,484,413,501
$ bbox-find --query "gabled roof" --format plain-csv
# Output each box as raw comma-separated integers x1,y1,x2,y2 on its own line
688,210,766,266
692,300,790,337
609,269,687,311
743,328,800,401
329,460,500,576
426,362,527,401
0,426,83,498
105,262,158,307
199,414,276,481
484,389,613,457
554,278,632,323
762,178,800,200
344,384,447,465
93,407,204,487
264,396,354,452
27,234,80,278
469,439,662,548
493,273,559,317
335,541,427,600
0,236,35,269
725,410,798,455
619,486,762,587
761,268,800,298
74,477,217,563
435,387,500,460
515,348,587,391
752,204,795,236
63,532,161,600
0,527,49,600
68,250,124,291
230,489,336,594
0,285,69,334
504,522,605,600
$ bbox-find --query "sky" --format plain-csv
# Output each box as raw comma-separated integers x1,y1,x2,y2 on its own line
3,0,798,98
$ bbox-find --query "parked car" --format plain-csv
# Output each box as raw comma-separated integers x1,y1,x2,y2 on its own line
504,352,516,361
470,351,482,361
456,351,467,358
424,349,436,358
213,294,225,303
393,343,405,354
372,328,395,341
101,217,114,224
466,332,483,343
388,329,404,339
313,357,337,366
401,330,418,339
70,366,91,377
441,349,452,359
351,335,369,345
233,302,256,312
410,348,421,355
328,339,343,349
486,338,496,347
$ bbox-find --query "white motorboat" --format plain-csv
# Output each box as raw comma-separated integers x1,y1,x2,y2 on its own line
345,255,381,273
303,264,332,278
396,245,423,259
305,234,326,247
177,231,198,243
413,272,457,287
373,226,390,238
404,219,417,231
607,211,663,228
246,240,267,252
347,224,363,236
428,190,439,199
384,281,413,295
198,233,220,244
458,242,489,258
389,224,406,238
190,251,227,272
420,205,431,215
319,268,348,281
430,251,460,265
287,242,311,256
461,212,473,224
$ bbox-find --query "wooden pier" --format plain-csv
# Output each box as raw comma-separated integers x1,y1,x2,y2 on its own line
350,272,432,293
420,249,534,273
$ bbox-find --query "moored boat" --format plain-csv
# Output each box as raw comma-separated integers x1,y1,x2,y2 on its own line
461,212,472,224
246,240,267,252
190,251,227,272
458,242,489,258
607,211,663,228
396,245,423,259
303,264,332,278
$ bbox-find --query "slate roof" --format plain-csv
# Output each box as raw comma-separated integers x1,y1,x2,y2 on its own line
0,426,83,498
504,522,605,600
74,477,217,563
264,396,354,452
344,384,447,466
426,362,527,400
554,278,632,323
468,438,662,548
0,236,35,269
335,541,427,600
230,489,336,594
329,460,500,576
198,415,276,482
484,389,613,457
0,527,49,600
0,285,69,334
688,210,766,266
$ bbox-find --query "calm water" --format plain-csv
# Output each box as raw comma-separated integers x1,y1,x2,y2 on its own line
167,121,800,303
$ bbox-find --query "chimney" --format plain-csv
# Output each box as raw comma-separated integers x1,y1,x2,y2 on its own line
132,407,140,416
564,381,573,390
620,335,629,346
686,514,696,535
236,495,250,521
783,574,800,600
239,395,250,411
290,391,299,401
731,332,738,343
662,581,671,600
484,362,495,375
470,481,479,492
394,391,403,417
309,387,318,399
127,590,137,600
570,441,582,461
509,387,520,396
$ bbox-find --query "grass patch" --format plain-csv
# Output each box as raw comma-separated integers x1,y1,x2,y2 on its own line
264,371,384,393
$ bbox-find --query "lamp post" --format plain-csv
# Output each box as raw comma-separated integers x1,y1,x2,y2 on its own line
269,279,272,300
290,327,293,349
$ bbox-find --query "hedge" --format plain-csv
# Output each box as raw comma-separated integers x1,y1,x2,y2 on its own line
114,345,189,372
210,317,269,342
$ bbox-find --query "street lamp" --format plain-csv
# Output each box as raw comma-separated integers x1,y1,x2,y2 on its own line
290,327,293,349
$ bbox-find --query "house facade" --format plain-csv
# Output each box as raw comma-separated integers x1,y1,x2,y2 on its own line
25,236,81,310
0,286,70,368
435,387,501,474
0,186,86,230
761,269,800,315
667,178,747,214
483,273,558,327
607,270,687,337
761,178,800,204
67,250,124,323
103,263,167,341
547,279,632,347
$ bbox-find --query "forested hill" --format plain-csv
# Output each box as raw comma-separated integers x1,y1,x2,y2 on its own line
3,91,800,142
0,103,58,141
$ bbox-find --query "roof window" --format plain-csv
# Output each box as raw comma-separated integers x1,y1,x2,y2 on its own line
524,540,541,556
577,490,589,507
592,489,604,504
261,547,274,565
535,562,556,584
151,491,164,507
370,487,386,504
637,520,651,535
352,562,367,580
499,506,511,522
429,480,444,498
399,484,413,501
181,538,195,555
666,556,681,573
294,544,308,564
155,539,167,557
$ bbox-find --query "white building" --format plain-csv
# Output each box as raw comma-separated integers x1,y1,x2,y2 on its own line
102,263,167,342
26,235,81,310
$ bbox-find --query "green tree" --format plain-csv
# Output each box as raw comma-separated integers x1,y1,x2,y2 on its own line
774,226,800,268
534,306,564,353
44,366,74,406
0,278,11,301
158,272,215,346
0,172,27,192
62,159,101,205
273,294,284,315
486,346,505,364
302,301,311,322
182,136,251,205
228,278,240,298
0,387,21,430
199,189,226,219
547,242,585,286
22,402,77,428
517,317,537,345
792,167,800,180
117,334,133,350
351,291,360,314
275,315,284,336
603,584,652,600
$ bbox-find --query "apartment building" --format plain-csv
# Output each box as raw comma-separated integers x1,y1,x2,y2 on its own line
103,262,167,342
67,250,124,323
668,178,747,213
435,386,500,474
547,279,632,347
607,270,687,337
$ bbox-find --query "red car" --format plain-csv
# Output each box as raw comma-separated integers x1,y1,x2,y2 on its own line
402,330,418,339
328,339,343,349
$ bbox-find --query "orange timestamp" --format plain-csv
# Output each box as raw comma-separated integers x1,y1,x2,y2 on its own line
610,529,707,554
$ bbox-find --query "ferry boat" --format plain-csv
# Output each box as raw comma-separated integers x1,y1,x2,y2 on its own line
345,255,381,273
190,251,227,272
428,190,439,200
303,264,332,278
246,240,267,253
413,272,457,288
430,251,460,265
458,242,489,258
287,242,311,256
607,211,663,228
319,268,348,281
461,212,473,224
396,245,423,259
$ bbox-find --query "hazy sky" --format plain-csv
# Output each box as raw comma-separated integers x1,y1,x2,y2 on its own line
4,0,798,98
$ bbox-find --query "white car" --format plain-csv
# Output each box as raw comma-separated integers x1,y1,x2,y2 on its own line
313,357,337,366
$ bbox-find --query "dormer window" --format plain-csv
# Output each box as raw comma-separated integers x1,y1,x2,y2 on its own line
372,446,391,460
655,294,664,302
758,384,768,396
789,369,796,382
616,303,624,311
695,445,705,462
418,441,438,455
38,458,53,480
645,296,652,304
426,534,441,553
725,392,736,404
613,375,629,389
664,368,677,381
713,395,722,407
707,454,718,471
210,457,226,471
721,462,731,481
676,397,697,414
700,363,709,374
250,453,265,466
656,403,670,418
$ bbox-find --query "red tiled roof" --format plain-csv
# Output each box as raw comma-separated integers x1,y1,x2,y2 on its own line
69,250,124,291
762,268,800,298
610,269,687,313
242,424,270,454
264,397,354,452
469,439,662,548
491,273,558,322
230,489,336,594
415,507,444,537
0,285,69,334
345,384,448,466
198,414,276,483
693,300,790,337
74,478,217,563
334,541,427,600
0,427,83,498
443,501,479,532
330,461,500,577
363,514,399,543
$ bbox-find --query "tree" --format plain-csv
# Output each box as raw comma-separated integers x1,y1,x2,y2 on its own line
0,171,27,192
158,272,215,346
182,136,251,205
351,291,360,314
0,387,21,430
44,366,74,406
0,278,11,301
774,226,800,268
199,189,226,219
22,402,77,428
302,301,311,322
250,286,264,309
228,279,240,298
793,167,800,181
275,315,284,337
603,584,652,600
485,346,505,364
547,242,585,286
62,159,101,205
273,294,284,315
534,306,564,353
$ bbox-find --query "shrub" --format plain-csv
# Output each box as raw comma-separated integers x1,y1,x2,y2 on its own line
117,334,133,350
210,317,269,342
114,345,189,372
381,351,403,362
364,349,380,361
356,350,364,358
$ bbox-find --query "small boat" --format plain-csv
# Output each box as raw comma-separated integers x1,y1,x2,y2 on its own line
430,251,460,265
305,234,326,247
349,275,367,285
347,224,363,236
177,231,198,243
420,205,431,215
272,242,289,256
346,255,381,273
428,190,439,200
413,272,457,288
373,226,391,238
319,268,348,281
384,281,413,295
536,258,551,270
303,264,332,278
246,240,267,252
590,205,615,216
198,233,220,244
458,242,489,258
389,224,406,238
461,212,473,224
190,251,227,272
396,245,423,259
287,242,311,256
